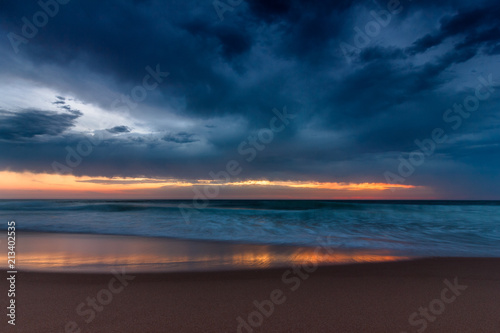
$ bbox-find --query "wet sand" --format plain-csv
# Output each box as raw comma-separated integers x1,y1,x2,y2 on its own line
5,232,411,272
2,257,500,332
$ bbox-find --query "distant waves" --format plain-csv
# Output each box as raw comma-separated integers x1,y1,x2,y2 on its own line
1,200,499,257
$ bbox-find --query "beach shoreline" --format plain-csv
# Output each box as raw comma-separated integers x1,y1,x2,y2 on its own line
2,231,413,273
1,257,500,332
2,232,500,332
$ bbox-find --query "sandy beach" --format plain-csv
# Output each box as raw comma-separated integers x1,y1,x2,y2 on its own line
2,257,500,332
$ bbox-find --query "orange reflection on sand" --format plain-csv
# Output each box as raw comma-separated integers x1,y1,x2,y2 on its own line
6,233,410,272
289,250,406,264
17,252,189,269
15,248,407,272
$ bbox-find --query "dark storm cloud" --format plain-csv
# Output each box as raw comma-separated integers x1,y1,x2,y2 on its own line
162,132,199,144
106,126,131,134
182,20,253,59
0,109,81,141
0,0,500,198
359,46,406,62
408,4,500,55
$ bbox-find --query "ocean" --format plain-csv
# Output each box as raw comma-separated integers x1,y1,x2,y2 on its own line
1,200,499,258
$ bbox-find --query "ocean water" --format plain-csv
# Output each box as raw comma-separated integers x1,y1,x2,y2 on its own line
1,200,500,257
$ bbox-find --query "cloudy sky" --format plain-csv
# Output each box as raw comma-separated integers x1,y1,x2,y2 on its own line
0,0,499,199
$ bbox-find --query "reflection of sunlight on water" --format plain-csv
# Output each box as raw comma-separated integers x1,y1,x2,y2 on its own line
6,233,410,272
17,251,407,272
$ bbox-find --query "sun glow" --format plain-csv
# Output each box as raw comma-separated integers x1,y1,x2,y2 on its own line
216,180,415,190
0,170,422,199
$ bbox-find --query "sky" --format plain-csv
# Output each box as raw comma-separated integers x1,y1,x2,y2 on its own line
0,0,499,199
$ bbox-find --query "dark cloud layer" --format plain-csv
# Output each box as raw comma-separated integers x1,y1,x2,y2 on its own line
106,126,131,134
0,0,500,198
162,132,199,144
0,109,81,141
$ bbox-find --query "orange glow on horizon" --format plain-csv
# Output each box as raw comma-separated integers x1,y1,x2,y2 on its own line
0,170,424,199
219,180,416,191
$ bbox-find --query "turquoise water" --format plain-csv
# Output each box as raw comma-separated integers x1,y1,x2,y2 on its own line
1,200,499,257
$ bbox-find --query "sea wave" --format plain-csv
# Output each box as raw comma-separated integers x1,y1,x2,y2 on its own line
1,200,499,257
